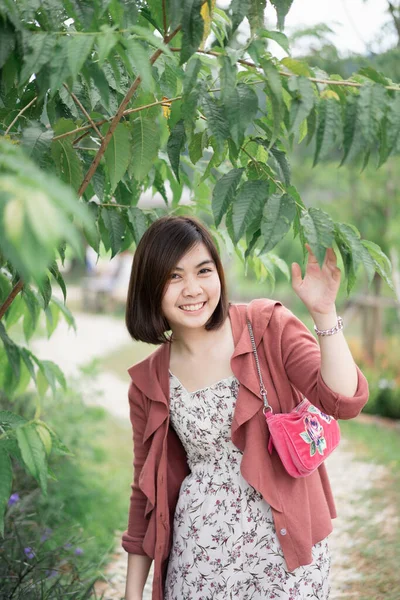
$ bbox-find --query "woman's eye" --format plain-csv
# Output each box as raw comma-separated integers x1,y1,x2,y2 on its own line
170,269,212,279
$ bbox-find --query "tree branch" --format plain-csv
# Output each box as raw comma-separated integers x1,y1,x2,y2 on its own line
63,83,104,140
56,96,182,144
387,1,400,46
0,280,24,320
77,24,181,198
170,47,400,91
5,96,38,135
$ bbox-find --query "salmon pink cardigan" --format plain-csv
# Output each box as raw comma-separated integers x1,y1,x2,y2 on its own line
121,299,369,600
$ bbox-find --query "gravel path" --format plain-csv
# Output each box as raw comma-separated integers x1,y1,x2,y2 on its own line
33,311,389,600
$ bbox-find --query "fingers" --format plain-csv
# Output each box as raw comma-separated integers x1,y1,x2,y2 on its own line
291,262,303,289
305,244,338,267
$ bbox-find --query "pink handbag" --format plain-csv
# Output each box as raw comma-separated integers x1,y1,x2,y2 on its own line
246,317,341,478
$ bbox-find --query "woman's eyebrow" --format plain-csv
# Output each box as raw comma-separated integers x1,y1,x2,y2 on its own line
173,259,215,271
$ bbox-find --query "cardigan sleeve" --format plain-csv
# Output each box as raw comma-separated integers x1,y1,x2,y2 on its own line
278,305,369,420
121,380,150,555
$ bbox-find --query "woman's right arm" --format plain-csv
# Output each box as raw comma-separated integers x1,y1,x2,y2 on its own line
122,381,152,599
125,553,153,600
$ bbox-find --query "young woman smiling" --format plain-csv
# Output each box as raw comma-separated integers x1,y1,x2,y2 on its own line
122,215,369,600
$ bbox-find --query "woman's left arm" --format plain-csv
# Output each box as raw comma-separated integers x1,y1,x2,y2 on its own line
291,244,358,397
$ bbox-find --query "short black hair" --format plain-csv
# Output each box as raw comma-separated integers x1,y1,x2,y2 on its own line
125,215,230,345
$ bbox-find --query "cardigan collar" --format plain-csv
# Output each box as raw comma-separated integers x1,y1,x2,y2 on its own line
127,298,281,409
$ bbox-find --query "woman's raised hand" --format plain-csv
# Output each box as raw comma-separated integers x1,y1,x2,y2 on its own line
291,244,341,316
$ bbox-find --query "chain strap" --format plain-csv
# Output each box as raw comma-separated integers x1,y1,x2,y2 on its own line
246,317,273,415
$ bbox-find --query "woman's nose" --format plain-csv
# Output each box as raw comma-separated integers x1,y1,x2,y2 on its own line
182,276,202,295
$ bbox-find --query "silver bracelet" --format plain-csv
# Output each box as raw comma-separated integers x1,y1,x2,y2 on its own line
313,316,344,337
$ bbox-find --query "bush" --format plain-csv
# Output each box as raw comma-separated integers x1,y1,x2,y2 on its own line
1,488,101,600
0,371,131,600
348,335,400,419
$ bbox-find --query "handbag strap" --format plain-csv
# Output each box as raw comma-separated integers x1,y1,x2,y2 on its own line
246,315,273,415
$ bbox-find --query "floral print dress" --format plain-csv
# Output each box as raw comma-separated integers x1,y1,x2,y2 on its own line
164,371,331,600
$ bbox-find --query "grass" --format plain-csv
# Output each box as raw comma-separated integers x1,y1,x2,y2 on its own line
338,419,400,600
42,388,133,565
99,340,155,381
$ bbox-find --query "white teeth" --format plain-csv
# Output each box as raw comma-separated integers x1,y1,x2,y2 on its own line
180,302,205,312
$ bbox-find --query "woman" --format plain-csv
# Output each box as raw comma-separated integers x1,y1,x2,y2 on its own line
122,215,369,600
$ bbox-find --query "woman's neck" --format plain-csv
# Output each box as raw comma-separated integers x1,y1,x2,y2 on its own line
170,318,229,359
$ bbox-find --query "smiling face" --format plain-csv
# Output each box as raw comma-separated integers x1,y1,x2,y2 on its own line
161,242,222,332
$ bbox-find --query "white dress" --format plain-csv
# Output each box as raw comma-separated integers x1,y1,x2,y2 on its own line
164,371,331,600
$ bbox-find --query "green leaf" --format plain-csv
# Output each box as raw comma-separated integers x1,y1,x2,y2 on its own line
167,119,187,182
233,83,259,145
67,33,95,80
101,208,125,259
335,223,379,288
269,146,291,186
51,296,77,332
37,275,52,310
0,448,12,536
288,76,315,135
201,94,230,154
189,131,205,165
358,66,389,87
260,193,296,253
229,0,250,33
97,26,118,66
16,423,48,495
0,410,27,430
20,32,57,83
257,29,290,54
270,0,294,29
127,206,148,244
48,260,67,303
45,301,60,338
125,38,154,92
313,98,341,166
0,19,15,69
22,287,41,342
0,322,20,380
20,348,36,381
358,83,386,145
248,0,266,34
182,58,202,131
220,56,240,143
21,126,53,167
340,95,363,166
281,57,311,77
103,122,132,192
268,252,291,280
130,115,160,182
262,59,283,146
212,168,244,227
180,0,204,65
51,120,83,192
48,36,71,95
361,240,394,292
300,208,335,268
169,0,184,29
386,94,400,156
288,184,307,248
232,180,270,243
